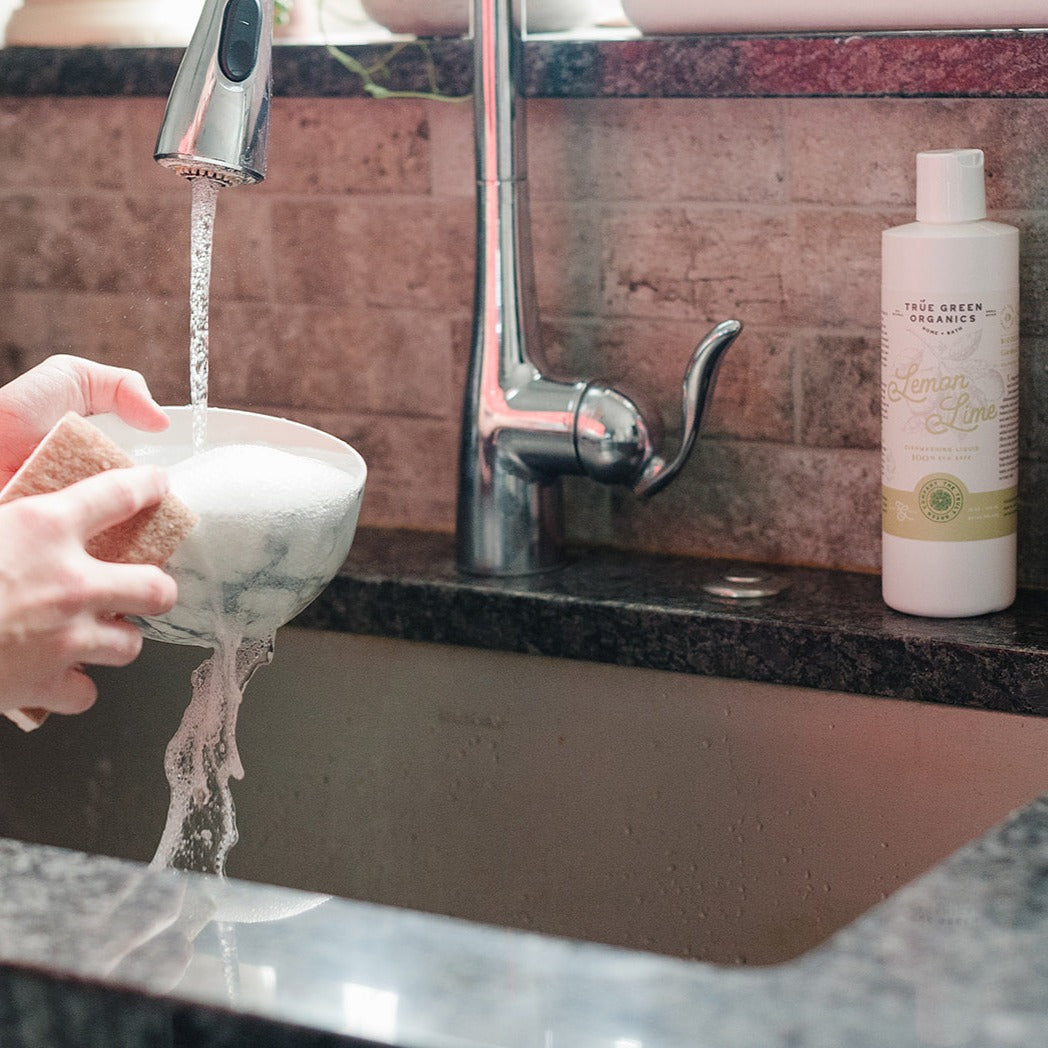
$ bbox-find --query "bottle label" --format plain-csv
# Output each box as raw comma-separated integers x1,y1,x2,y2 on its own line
881,290,1019,542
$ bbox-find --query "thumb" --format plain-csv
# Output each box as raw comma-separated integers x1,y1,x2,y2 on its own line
64,466,171,542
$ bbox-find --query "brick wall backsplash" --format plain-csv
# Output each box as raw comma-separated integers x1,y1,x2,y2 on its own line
0,94,1046,583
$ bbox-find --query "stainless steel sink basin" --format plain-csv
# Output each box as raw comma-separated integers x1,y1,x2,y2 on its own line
2,626,1046,966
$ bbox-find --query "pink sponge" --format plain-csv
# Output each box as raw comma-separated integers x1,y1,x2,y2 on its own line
0,411,197,731
0,411,197,564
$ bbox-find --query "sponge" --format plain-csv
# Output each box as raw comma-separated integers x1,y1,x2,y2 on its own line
0,411,198,563
0,411,197,731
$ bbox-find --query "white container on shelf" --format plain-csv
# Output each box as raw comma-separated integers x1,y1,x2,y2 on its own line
314,0,377,38
620,0,1048,33
4,0,206,46
0,0,21,40
277,0,380,43
360,0,610,36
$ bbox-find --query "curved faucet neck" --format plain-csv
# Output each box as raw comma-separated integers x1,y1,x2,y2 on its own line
474,0,526,186
456,0,575,576
455,0,742,577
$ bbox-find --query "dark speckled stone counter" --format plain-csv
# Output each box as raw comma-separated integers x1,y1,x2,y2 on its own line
3,527,1048,1044
293,527,1048,717
3,26,1048,1048
7,793,1048,1046
2,30,1048,98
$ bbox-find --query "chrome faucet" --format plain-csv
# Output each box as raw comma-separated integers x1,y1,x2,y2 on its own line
156,0,739,578
154,0,272,186
457,0,742,576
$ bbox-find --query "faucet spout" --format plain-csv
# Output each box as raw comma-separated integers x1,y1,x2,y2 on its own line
456,0,742,577
154,0,273,186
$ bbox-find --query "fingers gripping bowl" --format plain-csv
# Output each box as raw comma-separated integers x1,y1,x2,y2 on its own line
90,408,367,648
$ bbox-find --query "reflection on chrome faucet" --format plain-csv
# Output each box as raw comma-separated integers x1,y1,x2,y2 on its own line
155,0,739,580
154,0,272,186
457,0,743,576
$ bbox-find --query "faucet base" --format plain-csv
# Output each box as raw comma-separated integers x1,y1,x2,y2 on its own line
455,471,564,577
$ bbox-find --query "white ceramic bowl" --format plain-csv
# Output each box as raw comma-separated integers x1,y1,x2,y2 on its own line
90,407,366,649
360,0,606,35
5,0,206,47
619,0,1048,33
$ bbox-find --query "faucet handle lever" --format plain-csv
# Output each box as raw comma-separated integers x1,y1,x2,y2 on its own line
633,319,742,498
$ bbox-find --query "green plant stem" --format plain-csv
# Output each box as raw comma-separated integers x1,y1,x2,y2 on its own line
314,0,468,103
323,39,468,103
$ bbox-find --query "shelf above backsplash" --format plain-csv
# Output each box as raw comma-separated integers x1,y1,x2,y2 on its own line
1,29,1047,98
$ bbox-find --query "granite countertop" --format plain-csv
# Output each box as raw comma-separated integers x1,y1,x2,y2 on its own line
4,22,1048,1046
2,534,1048,1044
2,29,1048,99
4,791,1048,1047
296,527,1048,717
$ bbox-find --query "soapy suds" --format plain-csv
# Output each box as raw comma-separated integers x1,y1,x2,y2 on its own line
189,179,219,453
151,635,272,875
146,443,360,646
149,442,361,876
151,176,362,879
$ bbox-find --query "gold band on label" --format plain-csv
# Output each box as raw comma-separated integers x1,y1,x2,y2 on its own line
882,475,1017,542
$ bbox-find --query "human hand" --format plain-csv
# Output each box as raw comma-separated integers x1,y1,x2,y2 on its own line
0,356,169,488
0,465,178,717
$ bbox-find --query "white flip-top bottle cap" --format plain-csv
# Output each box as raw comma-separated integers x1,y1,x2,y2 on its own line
915,148,986,223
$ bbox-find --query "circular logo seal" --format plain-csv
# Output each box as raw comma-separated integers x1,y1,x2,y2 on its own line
918,476,964,524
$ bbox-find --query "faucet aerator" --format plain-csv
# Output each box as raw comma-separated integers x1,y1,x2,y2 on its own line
155,161,259,188
153,0,272,189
